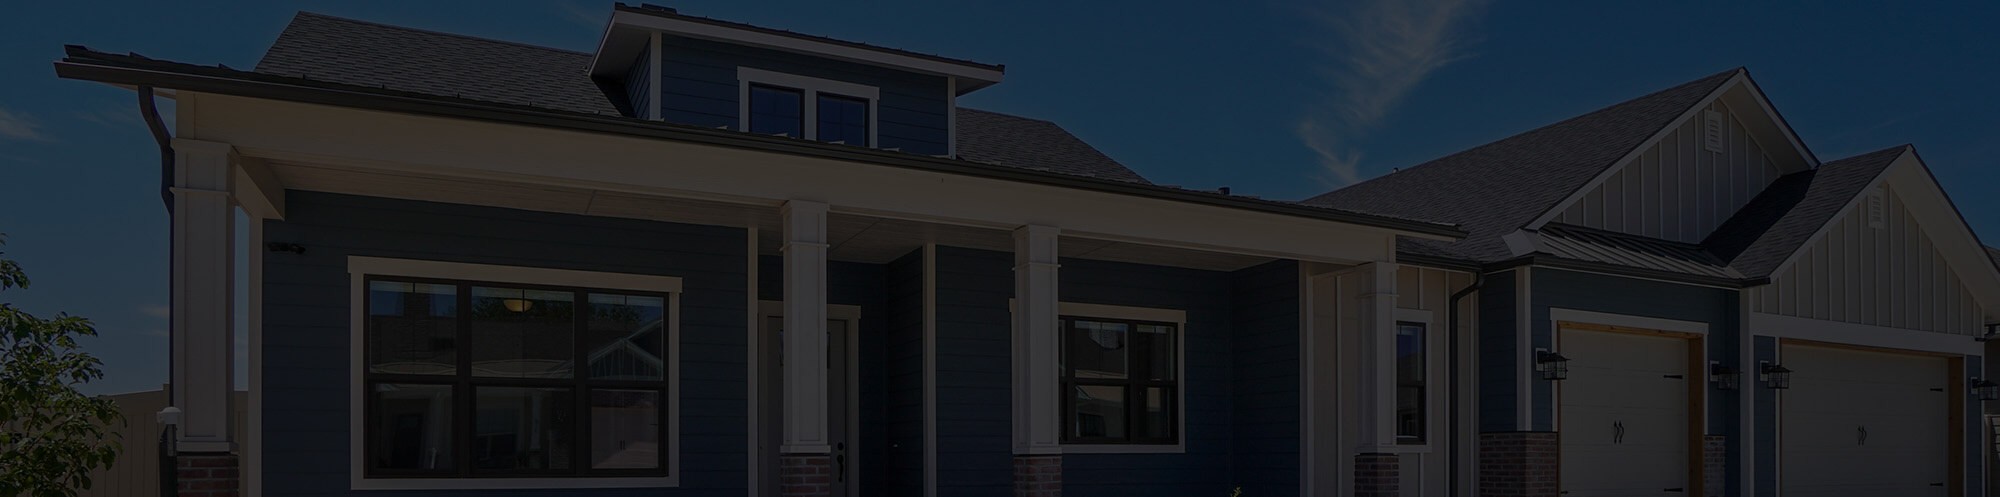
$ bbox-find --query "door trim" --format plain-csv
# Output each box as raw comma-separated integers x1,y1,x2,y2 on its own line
1555,320,1707,495
756,301,864,496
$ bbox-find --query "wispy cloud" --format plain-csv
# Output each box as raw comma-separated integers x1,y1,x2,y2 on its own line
0,107,49,141
73,104,141,130
557,1,607,31
1295,0,1487,186
140,304,171,319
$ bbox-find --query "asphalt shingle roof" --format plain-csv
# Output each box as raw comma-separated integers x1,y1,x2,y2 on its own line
252,12,1147,184
1704,145,1908,279
1303,68,1742,262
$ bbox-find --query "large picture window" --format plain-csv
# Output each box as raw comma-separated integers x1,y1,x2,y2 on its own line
1060,316,1178,445
364,276,672,479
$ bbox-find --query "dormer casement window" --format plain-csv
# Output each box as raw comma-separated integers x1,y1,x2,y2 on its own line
738,67,878,147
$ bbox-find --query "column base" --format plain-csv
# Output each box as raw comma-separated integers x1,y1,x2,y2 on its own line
176,452,239,497
1702,435,1727,497
1355,452,1400,497
1479,431,1559,497
1013,455,1062,497
780,454,833,497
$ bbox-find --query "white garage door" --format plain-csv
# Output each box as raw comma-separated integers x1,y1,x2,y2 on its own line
1560,328,1690,496
1780,345,1948,497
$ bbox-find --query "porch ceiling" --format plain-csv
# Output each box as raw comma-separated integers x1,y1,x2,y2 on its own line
271,161,1275,271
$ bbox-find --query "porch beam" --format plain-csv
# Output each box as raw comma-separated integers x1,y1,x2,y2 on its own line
1012,225,1062,455
168,138,238,453
779,200,832,455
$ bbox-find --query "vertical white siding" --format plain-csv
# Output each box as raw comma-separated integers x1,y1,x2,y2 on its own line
1559,102,1782,243
1393,265,1479,497
1750,186,1988,335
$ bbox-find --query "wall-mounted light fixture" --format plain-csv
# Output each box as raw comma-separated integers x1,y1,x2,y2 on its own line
1972,378,1999,402
1709,362,1741,391
1980,324,2000,342
1535,349,1569,381
1759,361,1792,390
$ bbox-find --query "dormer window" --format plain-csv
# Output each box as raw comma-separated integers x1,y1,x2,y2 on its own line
738,67,878,147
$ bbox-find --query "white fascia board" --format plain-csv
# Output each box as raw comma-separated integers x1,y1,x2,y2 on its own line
1750,312,1982,356
192,95,1400,265
1524,71,1746,230
609,10,1003,86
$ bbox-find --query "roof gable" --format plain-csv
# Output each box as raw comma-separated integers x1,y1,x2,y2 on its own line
1706,145,1907,278
1304,68,1741,261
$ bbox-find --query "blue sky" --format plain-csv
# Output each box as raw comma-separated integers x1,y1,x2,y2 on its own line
3,1,1997,394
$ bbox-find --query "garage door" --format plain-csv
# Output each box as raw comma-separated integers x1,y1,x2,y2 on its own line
1780,345,1947,497
1560,328,1690,496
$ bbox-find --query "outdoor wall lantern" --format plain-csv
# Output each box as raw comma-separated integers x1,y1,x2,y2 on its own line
1709,362,1741,391
1759,361,1792,390
1982,324,2000,342
1535,349,1569,381
1972,379,2000,402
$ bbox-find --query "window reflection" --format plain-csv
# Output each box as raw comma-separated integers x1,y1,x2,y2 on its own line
586,294,666,381
749,85,803,138
470,287,576,378
370,383,454,471
816,93,868,145
474,386,575,471
368,281,458,375
590,389,661,469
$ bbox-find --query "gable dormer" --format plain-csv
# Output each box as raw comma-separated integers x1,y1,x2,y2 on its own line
586,4,1004,157
1536,72,1815,243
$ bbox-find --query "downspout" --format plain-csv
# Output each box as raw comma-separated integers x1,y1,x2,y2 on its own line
139,85,174,408
1446,273,1484,495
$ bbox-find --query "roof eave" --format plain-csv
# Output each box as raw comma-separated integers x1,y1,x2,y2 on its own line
51,55,1461,240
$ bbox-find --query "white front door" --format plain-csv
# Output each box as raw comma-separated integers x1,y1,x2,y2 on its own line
1559,328,1690,497
1779,345,1947,497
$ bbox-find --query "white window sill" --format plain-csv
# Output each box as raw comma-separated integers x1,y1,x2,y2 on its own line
1062,443,1185,455
352,476,678,490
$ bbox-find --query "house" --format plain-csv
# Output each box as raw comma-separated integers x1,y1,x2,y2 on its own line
1307,69,2000,497
48,5,1999,497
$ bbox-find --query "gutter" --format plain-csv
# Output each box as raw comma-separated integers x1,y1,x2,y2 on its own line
51,54,1466,240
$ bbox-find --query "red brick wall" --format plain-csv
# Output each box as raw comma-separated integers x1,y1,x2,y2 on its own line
1702,435,1726,497
780,455,833,497
1013,455,1061,497
1479,431,1558,497
176,453,238,497
1354,452,1400,497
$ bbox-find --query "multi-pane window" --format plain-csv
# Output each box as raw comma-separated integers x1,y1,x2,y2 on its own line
815,93,869,145
747,84,804,138
365,277,671,478
1060,316,1177,445
1395,321,1427,444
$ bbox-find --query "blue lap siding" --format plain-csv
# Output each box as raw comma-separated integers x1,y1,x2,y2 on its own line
261,191,749,496
1476,270,1520,432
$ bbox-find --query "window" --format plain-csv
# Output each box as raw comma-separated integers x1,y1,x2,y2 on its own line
738,67,878,146
364,276,671,479
1395,321,1427,444
1060,316,1177,445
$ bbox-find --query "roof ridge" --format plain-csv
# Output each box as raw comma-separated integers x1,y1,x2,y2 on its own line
290,11,594,57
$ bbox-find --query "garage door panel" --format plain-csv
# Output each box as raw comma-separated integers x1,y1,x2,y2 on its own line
1559,328,1689,496
1780,344,1948,497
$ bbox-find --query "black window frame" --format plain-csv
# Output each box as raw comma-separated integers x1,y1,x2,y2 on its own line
746,83,805,138
1394,320,1427,445
1058,315,1180,445
362,275,674,479
813,92,871,146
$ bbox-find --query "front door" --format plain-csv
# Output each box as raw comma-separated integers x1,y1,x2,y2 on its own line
759,306,857,497
1559,328,1691,496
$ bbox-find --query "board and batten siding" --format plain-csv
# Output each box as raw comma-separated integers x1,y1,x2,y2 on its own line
261,191,750,496
1748,185,1988,335
655,35,950,155
1392,265,1479,497
1558,101,1787,243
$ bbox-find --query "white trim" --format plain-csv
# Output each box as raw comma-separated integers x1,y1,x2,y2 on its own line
945,77,957,158
1515,267,1533,431
737,67,880,147
921,243,938,497
647,31,663,121
245,213,264,497
1749,312,1983,356
1393,308,1437,449
344,257,684,490
609,10,1004,85
346,256,683,293
1738,291,1756,497
1053,302,1190,454
745,227,760,497
1547,308,1710,335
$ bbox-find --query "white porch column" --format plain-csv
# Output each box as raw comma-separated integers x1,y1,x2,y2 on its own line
1353,262,1400,451
1011,225,1062,455
779,200,831,455
169,138,237,453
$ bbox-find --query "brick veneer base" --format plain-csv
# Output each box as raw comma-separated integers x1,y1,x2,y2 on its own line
1354,452,1400,497
1702,435,1726,497
1480,431,1559,497
1014,455,1062,497
177,452,239,497
780,455,834,497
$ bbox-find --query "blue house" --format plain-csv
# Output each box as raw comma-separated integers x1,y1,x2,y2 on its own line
50,5,2000,497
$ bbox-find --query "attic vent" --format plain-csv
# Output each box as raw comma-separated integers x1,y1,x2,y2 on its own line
1866,189,1886,229
1703,110,1725,153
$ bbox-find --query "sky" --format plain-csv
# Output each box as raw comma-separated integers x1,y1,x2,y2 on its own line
2,1,1998,395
